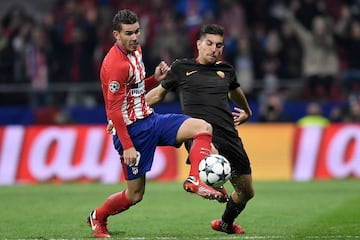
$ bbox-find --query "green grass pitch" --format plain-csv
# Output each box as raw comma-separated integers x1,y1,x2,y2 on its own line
1,180,359,239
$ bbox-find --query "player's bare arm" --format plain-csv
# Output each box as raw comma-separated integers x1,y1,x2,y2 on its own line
145,84,169,107
229,87,252,125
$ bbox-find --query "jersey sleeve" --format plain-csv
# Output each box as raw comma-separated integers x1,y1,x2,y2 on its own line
161,60,181,90
228,65,240,90
144,75,158,91
104,61,134,150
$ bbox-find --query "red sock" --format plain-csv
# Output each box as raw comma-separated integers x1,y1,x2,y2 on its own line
95,190,132,220
188,132,212,177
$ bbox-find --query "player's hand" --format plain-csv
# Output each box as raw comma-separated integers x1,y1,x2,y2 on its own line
232,107,250,126
123,147,139,166
106,120,115,135
154,61,170,82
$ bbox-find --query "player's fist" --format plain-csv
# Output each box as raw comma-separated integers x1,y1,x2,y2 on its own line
154,61,170,82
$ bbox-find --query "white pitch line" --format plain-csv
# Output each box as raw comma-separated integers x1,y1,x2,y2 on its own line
122,236,360,240
11,235,360,240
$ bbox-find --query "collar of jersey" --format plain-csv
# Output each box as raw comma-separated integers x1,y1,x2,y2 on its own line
116,43,131,56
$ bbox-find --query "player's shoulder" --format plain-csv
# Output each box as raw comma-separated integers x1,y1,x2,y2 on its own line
101,46,130,78
170,58,195,69
106,47,129,65
214,61,235,71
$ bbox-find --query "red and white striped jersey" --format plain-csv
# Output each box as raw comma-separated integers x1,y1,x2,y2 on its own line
100,43,153,149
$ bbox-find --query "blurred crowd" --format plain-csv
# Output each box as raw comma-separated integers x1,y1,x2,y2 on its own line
0,0,360,123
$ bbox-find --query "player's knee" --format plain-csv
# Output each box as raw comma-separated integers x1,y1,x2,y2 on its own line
128,193,143,204
205,122,212,134
133,196,143,204
234,186,255,202
126,189,144,204
196,119,212,135
244,187,255,201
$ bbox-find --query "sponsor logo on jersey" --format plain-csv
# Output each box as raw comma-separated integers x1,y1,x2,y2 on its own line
109,81,120,93
186,70,197,76
216,71,225,78
130,81,145,96
130,88,145,96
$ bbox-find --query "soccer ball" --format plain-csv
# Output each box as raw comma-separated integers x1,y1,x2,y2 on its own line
198,154,231,188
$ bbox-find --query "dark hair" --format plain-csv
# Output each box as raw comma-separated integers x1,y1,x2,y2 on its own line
199,24,224,39
112,9,138,31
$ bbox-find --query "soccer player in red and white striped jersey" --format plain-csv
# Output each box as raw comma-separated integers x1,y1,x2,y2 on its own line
87,9,224,238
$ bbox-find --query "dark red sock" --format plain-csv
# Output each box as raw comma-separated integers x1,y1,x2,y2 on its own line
96,190,132,220
188,132,212,177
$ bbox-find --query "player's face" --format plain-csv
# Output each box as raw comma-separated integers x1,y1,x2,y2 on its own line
196,34,224,65
113,22,141,53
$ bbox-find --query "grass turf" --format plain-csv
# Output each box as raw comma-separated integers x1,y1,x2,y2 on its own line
1,180,359,239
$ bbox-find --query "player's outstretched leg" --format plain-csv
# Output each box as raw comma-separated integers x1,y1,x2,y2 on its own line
184,132,225,200
214,185,229,203
183,176,225,201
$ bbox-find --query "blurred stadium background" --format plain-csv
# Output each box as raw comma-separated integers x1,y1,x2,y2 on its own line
0,0,359,185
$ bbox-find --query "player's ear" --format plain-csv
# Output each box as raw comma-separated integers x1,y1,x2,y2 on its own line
113,30,120,40
219,46,224,55
196,39,201,50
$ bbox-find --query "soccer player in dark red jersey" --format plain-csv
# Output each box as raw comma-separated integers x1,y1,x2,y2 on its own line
146,24,255,234
87,10,224,238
